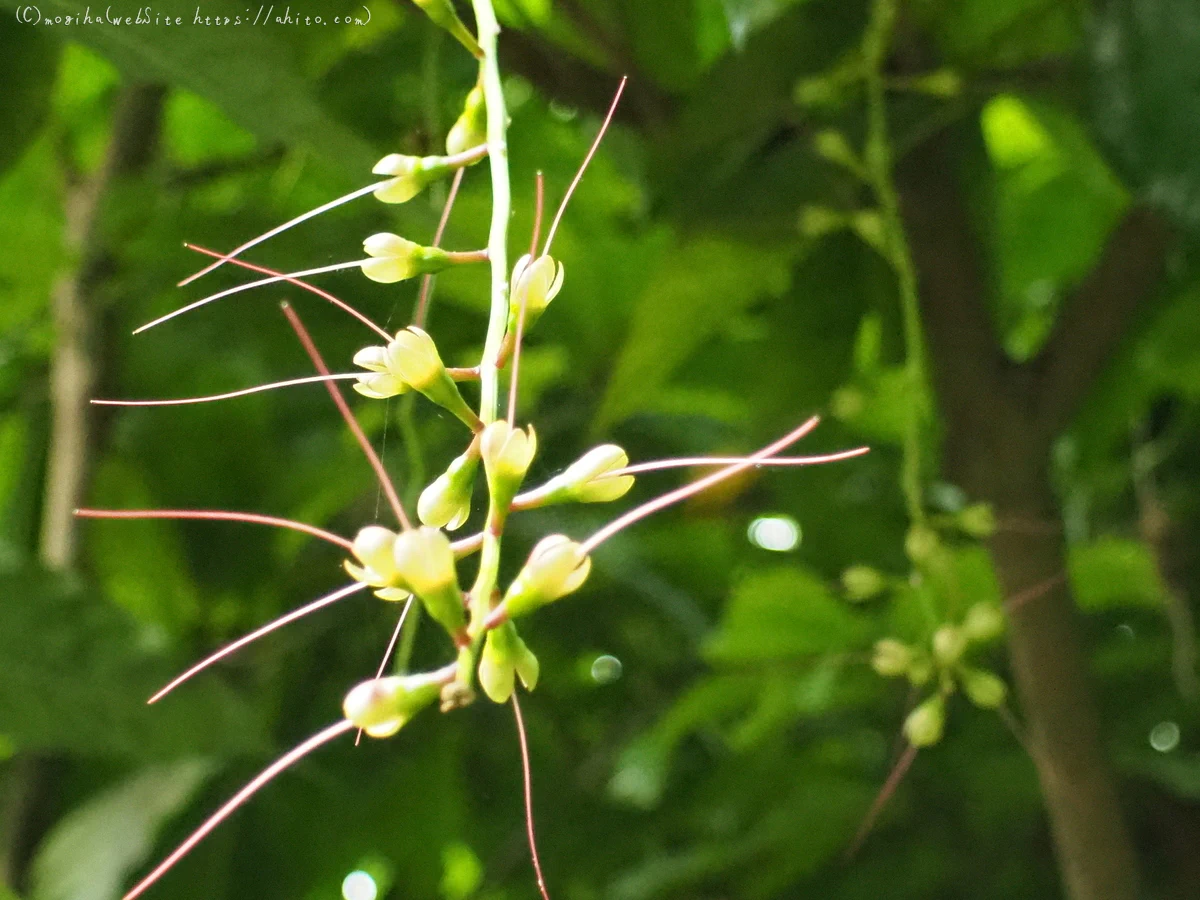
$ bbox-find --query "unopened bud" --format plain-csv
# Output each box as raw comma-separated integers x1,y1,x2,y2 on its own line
418,449,479,531
871,638,913,678
525,445,634,507
361,233,453,284
960,667,1007,709
507,254,564,332
962,602,1005,644
342,672,442,738
905,525,940,565
500,535,592,620
478,621,540,703
932,625,966,667
957,503,996,538
393,526,466,639
903,694,945,747
843,565,887,601
814,130,861,172
481,421,537,506
447,83,486,156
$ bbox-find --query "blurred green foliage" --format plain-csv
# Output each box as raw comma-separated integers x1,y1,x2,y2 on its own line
1,1,1199,899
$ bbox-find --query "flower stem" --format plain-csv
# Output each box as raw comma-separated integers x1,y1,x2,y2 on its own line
472,0,511,427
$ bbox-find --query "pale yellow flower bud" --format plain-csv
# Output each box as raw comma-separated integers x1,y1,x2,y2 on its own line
392,526,465,638
343,525,404,589
387,328,441,390
417,450,478,531
501,534,592,620
507,254,564,331
527,444,632,506
481,421,537,490
342,672,442,738
372,154,426,204
478,621,539,703
360,233,452,284
352,345,409,399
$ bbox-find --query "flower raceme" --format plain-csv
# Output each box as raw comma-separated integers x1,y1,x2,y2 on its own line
90,11,874,896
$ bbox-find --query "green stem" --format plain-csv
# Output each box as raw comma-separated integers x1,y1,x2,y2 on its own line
472,0,511,426
864,0,926,526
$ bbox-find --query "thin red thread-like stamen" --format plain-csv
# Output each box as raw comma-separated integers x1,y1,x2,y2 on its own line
121,719,355,900
135,260,368,335
179,181,389,287
74,508,353,551
280,302,411,530
149,582,369,704
542,77,626,255
578,416,825,554
355,597,415,745
512,692,552,900
845,741,918,860
508,172,545,426
606,449,871,478
92,374,361,407
414,167,466,330
1005,572,1066,614
186,244,391,341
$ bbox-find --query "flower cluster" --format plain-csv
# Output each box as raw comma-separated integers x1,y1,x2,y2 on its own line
82,3,869,898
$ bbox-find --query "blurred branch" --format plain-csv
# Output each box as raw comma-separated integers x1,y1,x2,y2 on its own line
898,118,1143,900
6,80,167,895
1032,207,1172,437
40,82,166,570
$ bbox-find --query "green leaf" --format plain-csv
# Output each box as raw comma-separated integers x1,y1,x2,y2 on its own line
29,760,214,900
704,565,870,663
1090,0,1200,232
0,567,266,758
596,234,794,428
0,24,59,180
0,0,377,172
1068,536,1166,611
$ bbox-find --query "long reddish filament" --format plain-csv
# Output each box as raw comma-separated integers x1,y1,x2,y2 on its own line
92,374,361,408
178,181,389,287
512,692,551,900
578,416,824,554
542,77,626,256
280,302,411,530
414,167,466,330
74,508,353,551
135,260,368,335
186,244,391,341
508,172,545,426
121,719,355,900
606,448,870,477
149,582,369,704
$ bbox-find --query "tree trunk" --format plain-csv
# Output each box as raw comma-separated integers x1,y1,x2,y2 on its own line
899,123,1170,900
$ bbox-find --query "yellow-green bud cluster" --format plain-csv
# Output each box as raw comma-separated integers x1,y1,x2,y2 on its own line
874,601,1009,746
